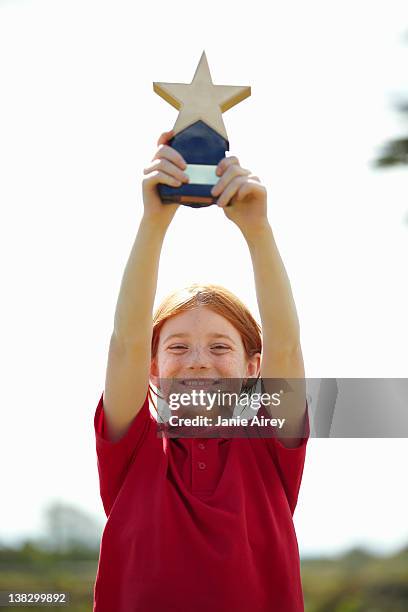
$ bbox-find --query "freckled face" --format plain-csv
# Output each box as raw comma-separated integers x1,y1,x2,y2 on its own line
151,306,260,414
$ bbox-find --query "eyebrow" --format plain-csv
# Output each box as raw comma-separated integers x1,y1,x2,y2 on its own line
163,333,236,345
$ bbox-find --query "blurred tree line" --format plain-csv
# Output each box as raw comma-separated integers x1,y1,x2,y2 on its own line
374,100,408,167
0,501,407,611
373,30,408,168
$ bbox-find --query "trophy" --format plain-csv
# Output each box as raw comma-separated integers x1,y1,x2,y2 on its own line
153,51,251,208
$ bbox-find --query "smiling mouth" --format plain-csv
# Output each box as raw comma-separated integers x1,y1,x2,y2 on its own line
179,378,220,387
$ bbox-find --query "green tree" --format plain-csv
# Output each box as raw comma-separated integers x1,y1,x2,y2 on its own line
37,500,102,553
373,32,408,168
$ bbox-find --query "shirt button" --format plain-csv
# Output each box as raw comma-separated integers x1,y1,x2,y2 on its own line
198,443,206,450
198,461,206,470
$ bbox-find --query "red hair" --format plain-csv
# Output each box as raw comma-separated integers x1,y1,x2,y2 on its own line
148,283,263,412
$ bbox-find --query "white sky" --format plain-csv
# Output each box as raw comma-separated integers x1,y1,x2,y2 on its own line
0,0,407,557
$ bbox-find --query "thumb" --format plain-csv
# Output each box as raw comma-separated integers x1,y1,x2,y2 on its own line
157,129,175,146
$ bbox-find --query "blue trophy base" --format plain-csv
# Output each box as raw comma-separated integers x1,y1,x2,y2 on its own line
159,182,214,208
158,120,229,208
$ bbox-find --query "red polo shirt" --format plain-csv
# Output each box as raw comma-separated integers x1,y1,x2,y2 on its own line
93,391,309,612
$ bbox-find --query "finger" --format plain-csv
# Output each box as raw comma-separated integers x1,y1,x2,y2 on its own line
237,179,267,201
248,175,261,182
144,158,189,183
211,165,250,197
157,130,175,146
216,176,247,208
216,155,240,176
144,169,184,188
152,144,187,170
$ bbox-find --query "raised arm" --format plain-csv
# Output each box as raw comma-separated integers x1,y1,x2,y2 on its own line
242,222,307,446
210,154,307,446
103,131,189,442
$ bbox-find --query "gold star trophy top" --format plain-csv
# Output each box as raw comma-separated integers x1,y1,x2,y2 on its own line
153,51,251,208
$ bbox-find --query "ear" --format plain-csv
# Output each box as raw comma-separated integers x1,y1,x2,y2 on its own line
150,357,159,387
246,352,261,379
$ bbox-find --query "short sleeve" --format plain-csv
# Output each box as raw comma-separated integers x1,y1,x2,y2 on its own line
94,390,152,516
262,401,310,515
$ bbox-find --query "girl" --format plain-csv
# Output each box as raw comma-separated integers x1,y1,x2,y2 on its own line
93,130,309,611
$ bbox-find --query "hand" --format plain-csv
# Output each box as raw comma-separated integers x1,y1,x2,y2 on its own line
142,130,190,228
211,155,268,232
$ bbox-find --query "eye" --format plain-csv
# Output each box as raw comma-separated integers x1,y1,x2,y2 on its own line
167,344,230,351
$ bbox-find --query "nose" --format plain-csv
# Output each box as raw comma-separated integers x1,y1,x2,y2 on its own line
185,346,211,370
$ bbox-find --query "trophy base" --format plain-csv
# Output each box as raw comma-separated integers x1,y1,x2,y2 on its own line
157,121,229,208
159,163,219,208
162,194,214,209
159,191,215,208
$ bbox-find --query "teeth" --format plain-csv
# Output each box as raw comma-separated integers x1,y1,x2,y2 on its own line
182,380,218,386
